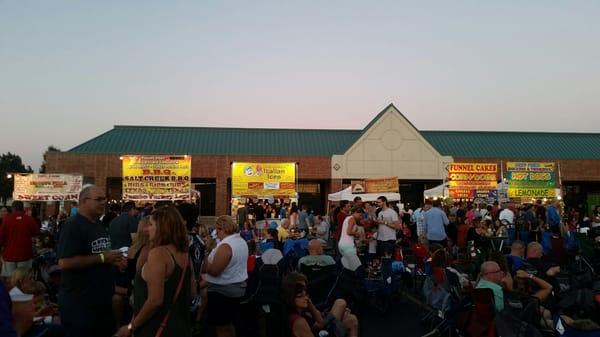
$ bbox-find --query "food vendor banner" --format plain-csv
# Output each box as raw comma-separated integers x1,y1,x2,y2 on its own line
448,163,497,199
231,162,296,197
13,173,82,201
351,177,398,194
507,162,556,198
122,155,191,201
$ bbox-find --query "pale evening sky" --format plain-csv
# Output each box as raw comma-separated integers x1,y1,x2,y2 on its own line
1,1,599,171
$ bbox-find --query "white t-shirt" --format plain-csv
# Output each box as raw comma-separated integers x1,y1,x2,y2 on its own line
377,208,399,241
499,209,515,225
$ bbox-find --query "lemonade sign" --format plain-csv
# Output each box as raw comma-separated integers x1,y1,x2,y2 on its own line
507,162,556,198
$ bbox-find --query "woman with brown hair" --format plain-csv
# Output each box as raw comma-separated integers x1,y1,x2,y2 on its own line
283,272,359,337
204,215,249,337
129,216,152,272
113,216,152,329
116,206,194,337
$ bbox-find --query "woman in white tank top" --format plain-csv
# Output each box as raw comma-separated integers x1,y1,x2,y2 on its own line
338,206,364,271
203,215,249,337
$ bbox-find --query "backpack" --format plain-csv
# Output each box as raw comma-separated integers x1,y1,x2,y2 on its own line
558,289,598,321
496,309,543,337
188,233,205,280
423,275,452,315
569,259,595,290
188,233,205,310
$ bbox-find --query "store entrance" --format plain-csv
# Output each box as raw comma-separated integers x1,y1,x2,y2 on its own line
399,180,443,209
193,179,216,216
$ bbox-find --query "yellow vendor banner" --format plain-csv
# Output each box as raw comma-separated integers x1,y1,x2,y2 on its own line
507,162,556,199
231,162,296,197
508,188,556,198
122,155,191,201
447,163,498,186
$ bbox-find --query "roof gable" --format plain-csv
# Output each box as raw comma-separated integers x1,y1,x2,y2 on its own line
331,104,451,179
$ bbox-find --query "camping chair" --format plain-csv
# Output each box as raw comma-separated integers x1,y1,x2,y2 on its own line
299,263,339,309
243,258,285,337
457,288,496,337
575,233,595,262
546,235,568,266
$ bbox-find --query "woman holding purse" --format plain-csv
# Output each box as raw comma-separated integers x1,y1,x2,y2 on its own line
116,205,194,337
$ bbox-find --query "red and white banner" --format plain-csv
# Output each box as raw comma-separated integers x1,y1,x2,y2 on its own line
13,174,82,201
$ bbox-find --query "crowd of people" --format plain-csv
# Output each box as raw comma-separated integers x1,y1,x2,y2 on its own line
1,186,600,337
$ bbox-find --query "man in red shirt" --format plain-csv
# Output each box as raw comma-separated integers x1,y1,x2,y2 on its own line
0,201,40,278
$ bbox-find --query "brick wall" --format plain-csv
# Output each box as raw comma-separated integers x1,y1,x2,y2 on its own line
47,153,332,214
46,152,600,215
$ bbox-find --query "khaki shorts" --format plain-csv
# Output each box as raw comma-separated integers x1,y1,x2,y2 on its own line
1,259,33,278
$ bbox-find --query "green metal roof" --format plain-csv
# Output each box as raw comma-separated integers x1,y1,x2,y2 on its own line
69,125,600,160
69,125,361,157
421,131,600,160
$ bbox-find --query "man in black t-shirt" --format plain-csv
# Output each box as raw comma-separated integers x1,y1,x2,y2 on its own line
237,202,248,229
109,201,139,249
57,185,125,337
254,200,265,221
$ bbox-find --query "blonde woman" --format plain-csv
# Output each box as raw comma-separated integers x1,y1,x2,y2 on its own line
129,216,151,272
204,215,249,337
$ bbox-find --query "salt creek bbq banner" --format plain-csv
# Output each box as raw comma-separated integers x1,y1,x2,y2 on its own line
122,155,191,201
231,162,296,198
13,174,82,201
507,162,556,198
448,163,498,199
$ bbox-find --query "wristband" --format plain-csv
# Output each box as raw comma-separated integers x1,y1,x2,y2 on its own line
99,253,105,263
529,274,534,279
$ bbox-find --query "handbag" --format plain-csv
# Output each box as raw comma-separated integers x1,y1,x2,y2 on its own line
154,255,189,337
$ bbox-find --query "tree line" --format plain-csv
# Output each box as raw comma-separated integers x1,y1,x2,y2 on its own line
0,146,60,205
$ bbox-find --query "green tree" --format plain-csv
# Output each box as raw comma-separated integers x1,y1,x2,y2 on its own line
0,153,33,205
39,145,61,173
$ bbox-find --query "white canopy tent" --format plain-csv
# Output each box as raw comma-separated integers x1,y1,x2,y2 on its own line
328,186,401,202
423,183,449,199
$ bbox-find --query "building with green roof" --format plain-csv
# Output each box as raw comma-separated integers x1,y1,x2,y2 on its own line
47,104,600,216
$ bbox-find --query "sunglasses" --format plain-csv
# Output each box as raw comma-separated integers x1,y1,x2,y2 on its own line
86,197,107,202
295,284,308,298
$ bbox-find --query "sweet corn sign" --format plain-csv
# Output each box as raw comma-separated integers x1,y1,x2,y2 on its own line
507,162,556,198
13,174,82,201
231,162,296,197
122,155,191,201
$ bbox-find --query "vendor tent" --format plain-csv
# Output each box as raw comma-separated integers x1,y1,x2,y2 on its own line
328,186,400,202
423,183,449,199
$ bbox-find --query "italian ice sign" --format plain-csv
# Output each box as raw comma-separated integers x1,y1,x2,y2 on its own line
231,162,296,197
